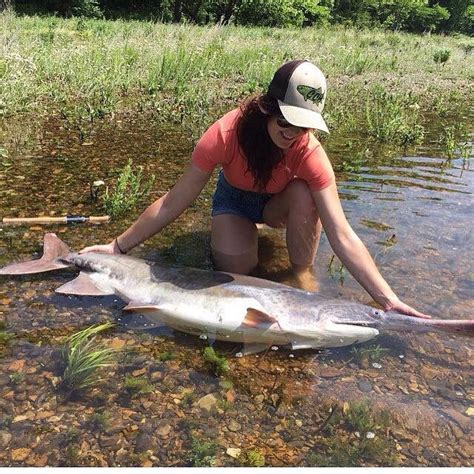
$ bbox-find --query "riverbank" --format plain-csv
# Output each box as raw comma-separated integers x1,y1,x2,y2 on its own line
1,11,473,144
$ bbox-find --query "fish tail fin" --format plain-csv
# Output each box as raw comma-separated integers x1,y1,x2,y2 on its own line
0,233,71,275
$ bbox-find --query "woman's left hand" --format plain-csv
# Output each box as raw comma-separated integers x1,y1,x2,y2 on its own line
384,296,432,319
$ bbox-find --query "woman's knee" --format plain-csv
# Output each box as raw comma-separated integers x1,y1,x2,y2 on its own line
286,179,316,210
211,247,258,275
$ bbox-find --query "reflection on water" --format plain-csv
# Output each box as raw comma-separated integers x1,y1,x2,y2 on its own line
0,114,472,467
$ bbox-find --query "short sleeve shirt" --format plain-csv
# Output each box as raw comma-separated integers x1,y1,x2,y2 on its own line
192,108,335,194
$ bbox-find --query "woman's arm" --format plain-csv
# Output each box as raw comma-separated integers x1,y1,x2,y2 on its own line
312,183,430,318
81,163,212,254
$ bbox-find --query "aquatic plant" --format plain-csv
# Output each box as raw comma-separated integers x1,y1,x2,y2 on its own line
307,401,396,467
59,322,116,395
9,371,24,385
189,437,218,467
123,375,154,395
439,123,470,161
203,346,229,376
216,397,234,412
365,86,424,146
0,331,14,357
88,410,109,431
239,449,265,467
327,255,346,285
351,344,388,365
102,159,155,218
156,351,177,362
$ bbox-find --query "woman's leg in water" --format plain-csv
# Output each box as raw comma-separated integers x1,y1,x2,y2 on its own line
211,214,258,275
263,179,321,291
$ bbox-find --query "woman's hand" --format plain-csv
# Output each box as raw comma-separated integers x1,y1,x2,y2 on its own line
383,296,432,319
79,240,119,255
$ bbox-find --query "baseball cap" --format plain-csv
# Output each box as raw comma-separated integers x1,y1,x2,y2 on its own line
267,59,329,133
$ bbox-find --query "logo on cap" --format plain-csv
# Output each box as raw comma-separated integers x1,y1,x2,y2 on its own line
296,85,325,106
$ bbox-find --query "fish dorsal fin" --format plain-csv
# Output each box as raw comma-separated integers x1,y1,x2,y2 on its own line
56,272,114,296
42,233,70,261
122,302,163,314
241,308,278,329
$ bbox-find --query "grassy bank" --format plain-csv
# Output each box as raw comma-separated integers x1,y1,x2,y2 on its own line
1,11,473,142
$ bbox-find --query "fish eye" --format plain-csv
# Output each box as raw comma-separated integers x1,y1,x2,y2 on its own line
371,309,382,317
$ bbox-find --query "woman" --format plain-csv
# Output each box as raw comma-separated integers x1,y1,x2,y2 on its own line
82,59,429,319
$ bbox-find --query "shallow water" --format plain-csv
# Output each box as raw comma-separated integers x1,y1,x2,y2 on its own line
0,114,472,467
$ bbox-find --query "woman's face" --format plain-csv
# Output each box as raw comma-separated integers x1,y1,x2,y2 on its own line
267,116,311,150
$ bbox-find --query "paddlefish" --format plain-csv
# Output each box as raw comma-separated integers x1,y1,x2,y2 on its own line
0,233,472,355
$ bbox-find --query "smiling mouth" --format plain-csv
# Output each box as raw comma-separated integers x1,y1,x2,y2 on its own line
281,131,295,141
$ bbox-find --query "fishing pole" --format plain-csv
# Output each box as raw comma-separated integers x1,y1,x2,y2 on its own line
2,215,110,225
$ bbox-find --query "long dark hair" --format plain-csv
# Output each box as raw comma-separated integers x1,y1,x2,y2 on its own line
236,94,284,191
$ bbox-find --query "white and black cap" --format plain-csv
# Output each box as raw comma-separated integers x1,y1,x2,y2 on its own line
268,59,329,133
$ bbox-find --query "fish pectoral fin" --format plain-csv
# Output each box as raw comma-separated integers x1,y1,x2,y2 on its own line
241,307,278,329
122,302,167,328
55,272,114,296
240,342,271,356
122,302,163,314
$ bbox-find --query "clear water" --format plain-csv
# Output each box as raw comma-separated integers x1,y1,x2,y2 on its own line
0,114,472,467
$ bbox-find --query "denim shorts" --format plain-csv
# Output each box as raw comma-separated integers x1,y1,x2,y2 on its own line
212,171,273,224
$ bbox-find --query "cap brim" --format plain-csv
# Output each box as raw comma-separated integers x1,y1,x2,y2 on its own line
278,100,329,134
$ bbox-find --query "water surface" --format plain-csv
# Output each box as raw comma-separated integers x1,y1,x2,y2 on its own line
0,113,472,467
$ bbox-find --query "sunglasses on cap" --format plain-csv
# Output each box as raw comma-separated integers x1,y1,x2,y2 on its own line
276,117,310,132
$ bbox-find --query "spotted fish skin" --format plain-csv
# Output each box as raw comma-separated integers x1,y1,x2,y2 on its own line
296,85,324,105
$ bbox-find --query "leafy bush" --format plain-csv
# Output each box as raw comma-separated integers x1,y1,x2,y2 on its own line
433,48,451,64
235,0,304,27
293,0,332,26
379,2,450,32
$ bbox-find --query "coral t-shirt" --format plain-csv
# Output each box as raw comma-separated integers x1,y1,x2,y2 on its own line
191,108,335,194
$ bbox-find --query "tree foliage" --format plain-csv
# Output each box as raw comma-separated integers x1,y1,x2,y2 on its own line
13,0,473,33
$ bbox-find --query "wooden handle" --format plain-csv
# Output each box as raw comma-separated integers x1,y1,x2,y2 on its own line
2,215,110,225
88,216,110,223
2,217,67,224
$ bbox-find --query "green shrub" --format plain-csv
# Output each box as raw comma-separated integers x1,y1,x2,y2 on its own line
102,159,155,218
433,48,451,65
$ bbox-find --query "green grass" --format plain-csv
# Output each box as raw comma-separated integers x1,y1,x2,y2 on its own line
59,322,117,395
1,11,473,143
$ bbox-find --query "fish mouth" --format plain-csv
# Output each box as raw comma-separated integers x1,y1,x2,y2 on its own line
333,320,379,329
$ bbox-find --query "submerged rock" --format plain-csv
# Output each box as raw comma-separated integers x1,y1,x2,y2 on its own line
195,394,218,413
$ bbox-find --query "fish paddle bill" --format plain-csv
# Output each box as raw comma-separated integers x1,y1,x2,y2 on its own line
0,233,71,275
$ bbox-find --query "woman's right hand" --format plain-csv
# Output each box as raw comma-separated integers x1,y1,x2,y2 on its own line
79,240,119,255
